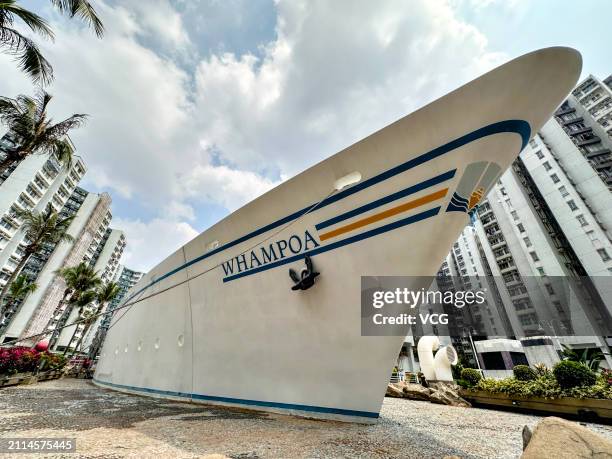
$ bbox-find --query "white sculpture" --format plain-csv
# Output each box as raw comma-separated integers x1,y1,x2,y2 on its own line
433,344,459,382
417,336,458,382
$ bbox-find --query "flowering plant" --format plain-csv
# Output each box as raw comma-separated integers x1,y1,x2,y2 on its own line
0,346,67,375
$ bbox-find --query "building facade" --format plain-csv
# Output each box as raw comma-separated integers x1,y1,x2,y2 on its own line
0,187,113,344
87,265,143,358
405,75,612,376
0,148,87,290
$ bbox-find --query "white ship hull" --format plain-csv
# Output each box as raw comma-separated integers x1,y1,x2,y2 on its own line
94,48,581,422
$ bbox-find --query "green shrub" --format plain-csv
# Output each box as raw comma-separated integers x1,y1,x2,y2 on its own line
455,379,470,389
533,363,551,377
471,373,612,400
553,361,596,389
513,365,536,381
461,368,482,387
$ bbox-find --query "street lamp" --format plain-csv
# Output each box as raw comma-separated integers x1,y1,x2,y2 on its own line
462,327,482,372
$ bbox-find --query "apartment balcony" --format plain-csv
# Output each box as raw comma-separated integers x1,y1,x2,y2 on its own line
562,116,583,126
585,148,611,159
555,106,575,117
568,126,593,137
594,158,612,171
578,136,601,147
481,219,497,229
595,109,612,125
494,252,512,262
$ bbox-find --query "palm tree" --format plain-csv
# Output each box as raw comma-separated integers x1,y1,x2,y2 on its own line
62,288,96,355
561,345,605,371
48,262,100,348
49,0,104,37
0,274,36,333
69,281,118,358
0,204,73,305
75,281,118,356
0,91,87,174
1,0,104,84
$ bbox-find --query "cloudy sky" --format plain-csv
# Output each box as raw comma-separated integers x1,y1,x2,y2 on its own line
0,0,608,272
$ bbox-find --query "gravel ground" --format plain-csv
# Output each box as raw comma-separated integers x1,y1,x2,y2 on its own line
0,378,610,458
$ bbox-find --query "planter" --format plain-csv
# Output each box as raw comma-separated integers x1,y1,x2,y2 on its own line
37,370,64,382
0,372,33,388
0,370,64,387
460,389,612,421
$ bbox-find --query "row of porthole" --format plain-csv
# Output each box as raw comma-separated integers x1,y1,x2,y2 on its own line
105,334,185,358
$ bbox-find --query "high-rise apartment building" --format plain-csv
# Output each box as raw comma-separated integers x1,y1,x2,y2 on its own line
556,74,612,188
423,74,612,375
0,145,87,290
86,265,143,358
0,187,113,344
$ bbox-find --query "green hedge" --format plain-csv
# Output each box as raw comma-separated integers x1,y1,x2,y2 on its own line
513,365,536,381
553,361,597,389
471,373,611,400
461,368,482,387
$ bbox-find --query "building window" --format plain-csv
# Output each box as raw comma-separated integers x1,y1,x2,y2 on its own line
517,223,525,233
537,267,546,276
523,237,532,247
567,200,578,211
511,210,519,221
559,186,569,197
543,161,552,171
530,251,539,262
535,150,544,159
545,284,555,295
0,218,14,230
550,173,560,183
519,312,538,326
576,214,588,226
597,248,611,262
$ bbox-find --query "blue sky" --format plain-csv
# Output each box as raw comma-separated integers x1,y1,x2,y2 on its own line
1,0,609,272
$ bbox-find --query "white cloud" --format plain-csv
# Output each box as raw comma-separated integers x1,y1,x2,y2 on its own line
192,0,505,177
0,0,503,272
179,162,280,212
113,217,199,272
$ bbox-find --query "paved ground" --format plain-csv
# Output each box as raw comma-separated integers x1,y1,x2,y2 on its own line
0,379,610,458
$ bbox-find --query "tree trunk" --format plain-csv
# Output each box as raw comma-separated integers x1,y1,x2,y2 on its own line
69,323,91,359
46,290,71,347
49,301,74,350
0,254,31,306
63,320,81,356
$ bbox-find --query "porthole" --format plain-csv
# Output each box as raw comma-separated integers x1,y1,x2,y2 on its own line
154,338,160,350
137,341,142,352
114,348,118,355
177,334,184,347
124,345,128,353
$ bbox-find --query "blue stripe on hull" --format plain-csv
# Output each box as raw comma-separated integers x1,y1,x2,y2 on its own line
223,206,441,282
93,378,380,419
315,169,456,230
122,120,530,301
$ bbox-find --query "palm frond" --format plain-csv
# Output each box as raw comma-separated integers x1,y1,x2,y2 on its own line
49,138,75,169
34,91,53,122
0,27,54,84
43,114,88,139
0,0,54,39
48,0,104,37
